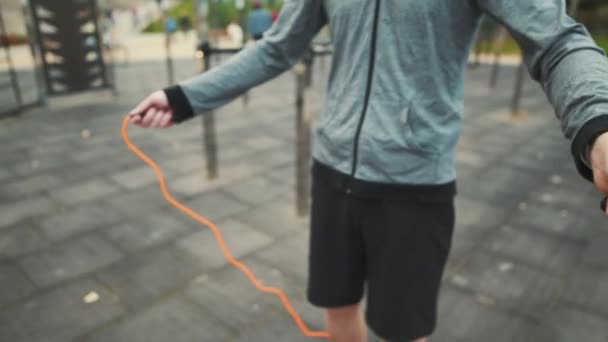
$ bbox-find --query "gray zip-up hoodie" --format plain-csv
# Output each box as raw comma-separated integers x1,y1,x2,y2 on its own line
164,0,608,185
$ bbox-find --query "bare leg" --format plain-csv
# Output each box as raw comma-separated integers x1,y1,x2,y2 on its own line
325,304,367,342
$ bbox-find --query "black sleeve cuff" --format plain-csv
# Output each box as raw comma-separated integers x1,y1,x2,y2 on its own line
571,115,608,183
163,85,195,123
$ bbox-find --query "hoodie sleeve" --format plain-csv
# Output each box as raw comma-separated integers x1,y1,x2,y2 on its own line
164,0,327,123
473,0,608,183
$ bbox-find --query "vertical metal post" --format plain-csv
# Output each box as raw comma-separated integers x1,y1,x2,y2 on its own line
193,0,201,40
489,28,507,89
294,63,311,216
303,48,314,87
165,31,174,84
0,2,23,108
202,55,218,179
22,1,47,105
158,0,174,85
568,0,581,18
510,61,526,116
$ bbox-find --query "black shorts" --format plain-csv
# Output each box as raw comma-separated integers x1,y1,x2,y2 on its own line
307,161,456,341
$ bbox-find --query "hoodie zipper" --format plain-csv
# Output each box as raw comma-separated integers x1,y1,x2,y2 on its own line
347,0,382,193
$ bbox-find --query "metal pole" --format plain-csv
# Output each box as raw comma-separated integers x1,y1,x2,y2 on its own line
21,1,47,105
0,2,23,108
303,47,314,87
294,63,311,216
193,0,201,41
202,55,218,179
489,27,507,89
158,0,175,85
165,30,174,84
568,0,581,18
510,61,526,116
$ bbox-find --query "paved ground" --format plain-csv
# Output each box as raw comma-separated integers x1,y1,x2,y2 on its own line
0,55,607,342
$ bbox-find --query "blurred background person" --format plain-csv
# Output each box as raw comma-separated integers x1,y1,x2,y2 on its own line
247,0,272,41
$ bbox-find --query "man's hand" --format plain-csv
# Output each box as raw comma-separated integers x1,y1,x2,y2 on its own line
129,91,174,129
590,132,608,215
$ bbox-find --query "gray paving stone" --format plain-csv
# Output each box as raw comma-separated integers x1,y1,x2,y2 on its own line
164,154,207,175
0,277,123,342
85,297,230,342
184,274,279,331
104,184,168,218
50,179,120,206
184,190,249,222
0,222,47,259
19,234,123,288
184,256,303,331
447,224,488,270
0,196,58,229
111,165,160,190
169,171,225,197
511,203,595,241
563,268,608,317
2,174,64,198
0,262,36,308
447,250,561,320
455,149,487,169
95,245,204,310
11,157,66,176
241,135,285,151
254,231,310,281
532,305,608,342
176,219,273,270
217,144,253,164
434,286,541,342
104,210,198,252
454,196,509,229
235,200,307,238
483,225,582,275
580,232,608,270
458,166,542,207
265,164,297,186
223,176,290,206
528,183,592,209
254,147,293,167
37,202,121,241
57,159,126,184
0,168,13,181
232,315,319,342
68,145,116,164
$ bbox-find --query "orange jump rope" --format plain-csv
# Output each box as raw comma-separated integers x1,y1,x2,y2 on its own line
121,116,330,340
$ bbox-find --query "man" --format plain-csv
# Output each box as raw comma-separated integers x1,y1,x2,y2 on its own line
247,0,273,40
129,1,608,341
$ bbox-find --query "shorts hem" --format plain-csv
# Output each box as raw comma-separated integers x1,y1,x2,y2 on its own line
367,316,435,342
307,293,363,309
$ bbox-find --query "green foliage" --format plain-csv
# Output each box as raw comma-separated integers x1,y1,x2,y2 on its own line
595,36,608,53
144,0,284,33
144,1,195,33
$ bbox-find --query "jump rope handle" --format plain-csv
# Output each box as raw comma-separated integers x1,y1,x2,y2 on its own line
602,197,607,212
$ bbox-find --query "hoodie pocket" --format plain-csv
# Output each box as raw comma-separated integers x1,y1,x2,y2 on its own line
399,100,439,154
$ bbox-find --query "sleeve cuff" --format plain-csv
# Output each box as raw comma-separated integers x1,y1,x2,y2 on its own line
163,85,195,123
571,115,608,183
